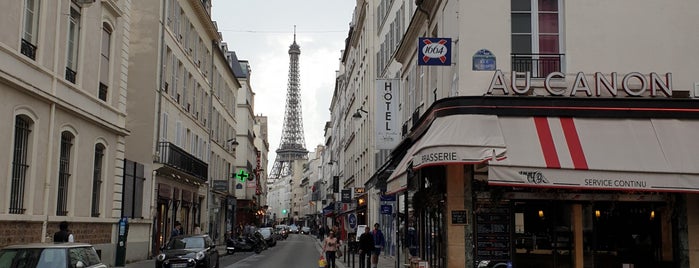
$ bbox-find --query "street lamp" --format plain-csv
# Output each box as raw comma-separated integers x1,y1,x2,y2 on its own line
352,108,368,119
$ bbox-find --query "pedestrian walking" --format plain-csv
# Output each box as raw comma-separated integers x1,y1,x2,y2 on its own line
358,226,374,268
322,230,341,268
171,221,183,238
371,223,385,268
53,221,74,243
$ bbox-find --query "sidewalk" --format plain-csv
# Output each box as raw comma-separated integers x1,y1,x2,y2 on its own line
316,238,395,268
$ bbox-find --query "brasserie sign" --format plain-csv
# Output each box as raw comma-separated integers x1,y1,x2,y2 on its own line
487,70,673,97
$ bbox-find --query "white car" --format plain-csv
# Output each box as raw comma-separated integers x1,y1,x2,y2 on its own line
0,243,107,268
300,226,311,235
288,225,299,234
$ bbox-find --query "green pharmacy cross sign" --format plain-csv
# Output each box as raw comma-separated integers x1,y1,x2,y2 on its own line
234,170,250,182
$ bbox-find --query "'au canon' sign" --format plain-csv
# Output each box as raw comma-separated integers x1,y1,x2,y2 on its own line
487,70,673,97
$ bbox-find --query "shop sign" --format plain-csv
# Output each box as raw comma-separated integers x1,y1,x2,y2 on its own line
451,210,467,225
418,38,451,66
490,166,699,192
354,187,365,196
213,180,228,192
472,49,496,71
413,151,458,168
375,79,401,149
486,70,673,97
380,194,396,202
380,205,393,215
341,189,352,203
348,213,357,230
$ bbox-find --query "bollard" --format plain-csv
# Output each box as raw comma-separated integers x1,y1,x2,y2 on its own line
351,248,355,268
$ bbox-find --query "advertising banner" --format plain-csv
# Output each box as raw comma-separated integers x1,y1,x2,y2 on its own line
418,37,452,66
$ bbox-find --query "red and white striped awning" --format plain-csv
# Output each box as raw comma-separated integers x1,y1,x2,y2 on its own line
489,117,699,192
386,114,699,193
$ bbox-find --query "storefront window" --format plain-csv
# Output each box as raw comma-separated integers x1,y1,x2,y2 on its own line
513,201,573,268
583,202,665,267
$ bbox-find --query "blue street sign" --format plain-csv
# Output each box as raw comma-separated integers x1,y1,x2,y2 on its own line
348,213,357,230
380,205,393,215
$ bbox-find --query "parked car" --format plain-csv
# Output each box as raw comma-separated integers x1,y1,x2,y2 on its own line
258,227,277,247
274,225,288,239
0,242,107,268
156,234,219,268
300,226,311,235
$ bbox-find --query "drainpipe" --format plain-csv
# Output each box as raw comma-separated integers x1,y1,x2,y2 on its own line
41,103,56,242
207,40,215,241
42,1,64,242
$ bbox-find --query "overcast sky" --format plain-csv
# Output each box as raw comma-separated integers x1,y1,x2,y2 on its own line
211,1,356,172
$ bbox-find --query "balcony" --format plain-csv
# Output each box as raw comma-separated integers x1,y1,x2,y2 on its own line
511,53,564,78
20,39,37,60
156,142,208,181
65,67,77,83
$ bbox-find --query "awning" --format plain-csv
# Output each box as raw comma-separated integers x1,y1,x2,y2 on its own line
323,202,335,216
385,114,507,194
411,114,506,169
490,117,699,192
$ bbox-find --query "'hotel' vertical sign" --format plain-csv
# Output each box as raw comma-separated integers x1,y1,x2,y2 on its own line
375,79,400,149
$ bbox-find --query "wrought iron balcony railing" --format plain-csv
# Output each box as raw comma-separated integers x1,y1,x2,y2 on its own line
156,142,208,181
21,39,37,60
511,53,564,78
65,67,77,83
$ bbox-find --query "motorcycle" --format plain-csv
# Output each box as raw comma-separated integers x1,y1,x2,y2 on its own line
226,234,255,254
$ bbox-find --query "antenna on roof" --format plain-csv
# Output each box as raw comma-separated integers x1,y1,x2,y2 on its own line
293,25,297,42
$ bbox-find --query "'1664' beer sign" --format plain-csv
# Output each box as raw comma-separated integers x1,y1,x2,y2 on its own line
418,38,451,66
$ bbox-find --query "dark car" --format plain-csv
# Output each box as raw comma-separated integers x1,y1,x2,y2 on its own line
258,227,277,247
156,234,219,268
0,242,107,268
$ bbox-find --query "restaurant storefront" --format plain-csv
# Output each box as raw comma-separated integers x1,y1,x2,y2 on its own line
386,95,699,268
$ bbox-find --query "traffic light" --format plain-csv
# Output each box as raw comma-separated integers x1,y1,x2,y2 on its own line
282,209,288,215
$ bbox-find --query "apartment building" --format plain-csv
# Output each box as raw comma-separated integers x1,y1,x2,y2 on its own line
0,0,132,265
127,0,241,259
382,0,699,267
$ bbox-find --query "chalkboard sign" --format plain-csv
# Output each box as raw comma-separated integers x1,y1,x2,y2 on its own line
451,210,467,224
475,200,512,263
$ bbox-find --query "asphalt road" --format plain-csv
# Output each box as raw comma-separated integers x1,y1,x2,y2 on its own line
126,234,322,268
224,234,321,268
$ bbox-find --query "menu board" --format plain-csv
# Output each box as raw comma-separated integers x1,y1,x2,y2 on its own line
475,201,511,262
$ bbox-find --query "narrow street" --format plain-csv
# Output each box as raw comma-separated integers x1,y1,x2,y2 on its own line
126,234,323,268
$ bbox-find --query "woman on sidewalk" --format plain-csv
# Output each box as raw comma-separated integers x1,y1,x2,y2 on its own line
322,230,341,268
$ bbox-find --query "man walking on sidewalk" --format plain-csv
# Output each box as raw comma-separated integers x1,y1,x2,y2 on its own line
358,226,374,268
371,223,385,268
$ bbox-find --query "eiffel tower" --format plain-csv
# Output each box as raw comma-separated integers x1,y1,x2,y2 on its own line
269,28,308,180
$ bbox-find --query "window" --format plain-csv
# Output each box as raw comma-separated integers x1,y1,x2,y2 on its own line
511,0,562,78
57,131,74,216
21,0,40,59
65,3,81,83
10,116,33,214
99,23,112,101
160,112,168,141
68,247,101,267
91,144,105,217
